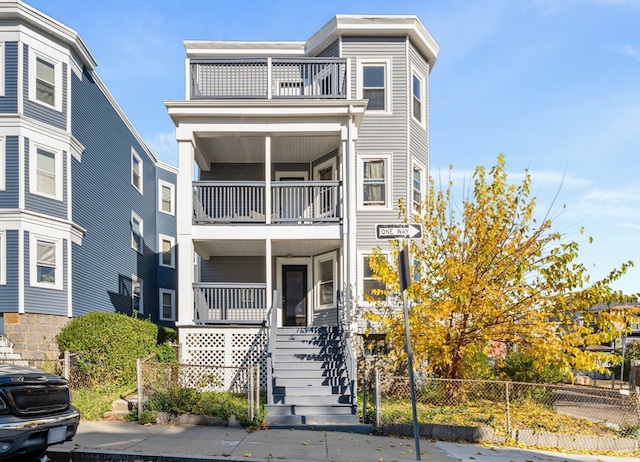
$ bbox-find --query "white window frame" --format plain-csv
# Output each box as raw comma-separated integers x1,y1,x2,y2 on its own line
159,288,176,321
28,50,63,111
412,162,425,215
0,230,5,285
30,234,63,290
358,251,389,306
131,148,143,194
158,180,175,215
29,142,62,200
0,136,5,191
356,58,391,115
411,69,426,126
314,252,337,310
158,234,175,269
132,275,143,314
357,154,392,211
131,211,143,254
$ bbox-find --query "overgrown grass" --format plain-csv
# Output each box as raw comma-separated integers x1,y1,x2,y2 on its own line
365,397,619,438
142,386,264,427
71,385,134,421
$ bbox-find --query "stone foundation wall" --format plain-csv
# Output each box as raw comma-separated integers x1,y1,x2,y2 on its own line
2,313,70,360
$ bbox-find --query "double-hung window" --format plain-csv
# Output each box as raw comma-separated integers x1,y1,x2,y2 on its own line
132,276,143,313
36,57,55,106
358,154,391,210
29,51,62,111
36,148,56,197
158,180,174,215
30,235,62,290
412,74,422,122
131,212,143,254
159,234,175,268
315,253,336,309
159,289,175,321
361,253,386,304
357,59,391,114
131,149,143,194
413,164,424,213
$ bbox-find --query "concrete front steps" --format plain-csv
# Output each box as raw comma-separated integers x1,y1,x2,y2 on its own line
265,327,369,432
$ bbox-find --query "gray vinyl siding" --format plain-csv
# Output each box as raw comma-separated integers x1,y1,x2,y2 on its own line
70,68,159,320
342,37,409,250
316,39,340,58
408,43,430,171
0,230,18,312
202,163,264,181
23,232,68,316
0,136,18,208
22,45,67,131
24,139,67,219
0,42,18,113
156,166,177,307
201,256,265,283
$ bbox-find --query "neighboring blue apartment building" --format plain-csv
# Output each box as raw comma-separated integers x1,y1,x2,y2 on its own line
0,0,177,359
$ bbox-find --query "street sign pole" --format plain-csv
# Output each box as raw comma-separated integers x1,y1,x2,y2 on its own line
399,245,421,461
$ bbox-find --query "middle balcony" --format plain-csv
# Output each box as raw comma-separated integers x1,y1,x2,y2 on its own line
193,180,341,225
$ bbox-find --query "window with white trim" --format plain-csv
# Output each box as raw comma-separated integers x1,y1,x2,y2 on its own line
158,180,174,215
358,154,391,210
36,147,56,197
412,73,423,123
131,148,143,194
132,276,143,313
131,212,143,254
159,289,175,321
412,163,424,213
159,234,175,268
315,253,336,309
0,231,5,285
29,51,62,111
360,253,387,304
357,59,391,113
30,235,62,290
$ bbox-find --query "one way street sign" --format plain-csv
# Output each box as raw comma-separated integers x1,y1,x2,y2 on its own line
375,223,423,240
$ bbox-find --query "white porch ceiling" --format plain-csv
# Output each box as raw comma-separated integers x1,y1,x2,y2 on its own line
196,134,340,164
194,238,342,258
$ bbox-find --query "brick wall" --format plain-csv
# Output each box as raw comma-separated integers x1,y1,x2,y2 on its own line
3,313,70,360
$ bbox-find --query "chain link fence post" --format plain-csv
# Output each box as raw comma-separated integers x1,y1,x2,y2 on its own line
505,381,511,436
375,368,381,429
63,351,70,381
248,365,254,421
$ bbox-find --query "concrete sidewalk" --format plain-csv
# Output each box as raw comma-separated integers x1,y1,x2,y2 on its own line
48,420,640,462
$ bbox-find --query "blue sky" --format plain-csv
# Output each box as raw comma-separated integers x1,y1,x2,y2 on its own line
26,0,640,296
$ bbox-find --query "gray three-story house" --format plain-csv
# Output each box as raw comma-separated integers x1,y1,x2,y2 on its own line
166,14,439,425
0,0,177,359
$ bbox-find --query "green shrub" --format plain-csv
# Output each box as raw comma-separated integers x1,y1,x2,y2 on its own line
155,343,177,363
56,312,158,388
145,386,260,427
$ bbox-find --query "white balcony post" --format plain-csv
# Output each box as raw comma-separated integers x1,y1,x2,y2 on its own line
265,136,272,224
266,239,273,325
267,58,272,99
177,139,195,325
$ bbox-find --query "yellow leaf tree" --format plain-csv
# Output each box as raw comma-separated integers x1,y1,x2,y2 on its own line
367,154,638,381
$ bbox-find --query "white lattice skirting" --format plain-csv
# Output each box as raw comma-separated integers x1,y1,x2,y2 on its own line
179,326,268,391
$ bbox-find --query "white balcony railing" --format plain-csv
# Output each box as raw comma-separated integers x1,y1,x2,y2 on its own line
194,283,267,324
193,181,340,224
190,58,347,99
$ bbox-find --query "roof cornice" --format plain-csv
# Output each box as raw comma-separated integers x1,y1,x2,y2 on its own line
185,41,306,58
306,14,439,68
0,0,97,69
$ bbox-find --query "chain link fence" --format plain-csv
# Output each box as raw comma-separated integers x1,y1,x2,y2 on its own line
136,360,262,423
366,374,640,452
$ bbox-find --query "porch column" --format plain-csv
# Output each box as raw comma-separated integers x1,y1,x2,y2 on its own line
265,136,272,224
265,238,273,326
176,139,195,326
343,112,358,326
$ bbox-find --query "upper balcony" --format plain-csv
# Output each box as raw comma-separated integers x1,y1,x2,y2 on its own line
190,58,347,100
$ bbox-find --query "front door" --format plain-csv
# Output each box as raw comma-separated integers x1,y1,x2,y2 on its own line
282,265,307,327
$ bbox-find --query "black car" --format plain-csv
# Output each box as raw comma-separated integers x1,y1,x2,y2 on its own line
0,363,79,461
